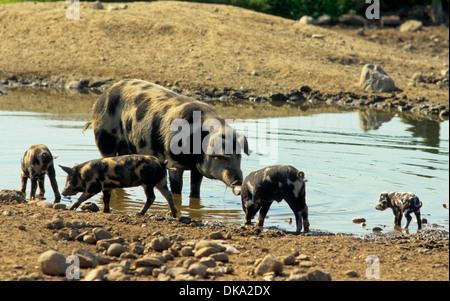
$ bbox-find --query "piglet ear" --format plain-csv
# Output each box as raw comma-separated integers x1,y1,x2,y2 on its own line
59,165,74,176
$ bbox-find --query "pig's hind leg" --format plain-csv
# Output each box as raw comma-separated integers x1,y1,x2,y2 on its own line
138,184,156,216
256,202,272,228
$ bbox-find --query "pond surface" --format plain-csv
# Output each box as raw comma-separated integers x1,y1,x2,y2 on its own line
0,88,448,236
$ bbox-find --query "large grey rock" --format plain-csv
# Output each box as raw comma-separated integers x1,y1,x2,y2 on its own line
359,64,397,92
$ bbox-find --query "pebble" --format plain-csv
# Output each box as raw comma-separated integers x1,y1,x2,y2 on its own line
107,243,125,257
135,256,164,268
38,250,67,276
53,203,66,210
283,254,296,265
93,228,113,241
351,217,366,224
195,246,220,258
345,270,359,277
150,237,172,252
194,240,226,252
255,254,283,275
181,246,194,257
199,257,216,267
84,266,108,281
210,252,229,263
188,262,208,277
208,231,225,240
299,261,316,268
72,248,98,268
83,234,96,244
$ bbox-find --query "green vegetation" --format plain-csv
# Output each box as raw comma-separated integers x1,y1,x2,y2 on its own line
0,0,442,20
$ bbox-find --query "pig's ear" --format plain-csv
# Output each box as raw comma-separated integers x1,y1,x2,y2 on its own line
59,165,74,176
236,133,252,156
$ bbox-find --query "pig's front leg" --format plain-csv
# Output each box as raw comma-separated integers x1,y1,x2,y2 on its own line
48,166,61,203
102,190,112,213
169,168,183,196
256,202,272,228
189,168,203,199
70,192,96,210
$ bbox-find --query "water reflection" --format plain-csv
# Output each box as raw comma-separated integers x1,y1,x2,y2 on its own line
0,88,448,235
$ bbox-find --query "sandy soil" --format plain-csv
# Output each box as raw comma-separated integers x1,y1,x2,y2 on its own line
0,196,448,282
0,1,448,105
0,1,448,282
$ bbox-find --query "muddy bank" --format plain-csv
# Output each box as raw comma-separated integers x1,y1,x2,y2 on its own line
0,191,448,281
0,1,448,119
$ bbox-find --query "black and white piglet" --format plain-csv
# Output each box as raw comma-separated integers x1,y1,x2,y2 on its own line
20,144,61,203
59,154,178,217
239,165,309,234
375,191,422,230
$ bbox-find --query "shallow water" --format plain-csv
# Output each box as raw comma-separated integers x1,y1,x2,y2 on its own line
0,88,448,236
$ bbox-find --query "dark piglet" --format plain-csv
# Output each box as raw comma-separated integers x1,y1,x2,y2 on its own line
59,155,178,217
240,165,309,234
375,191,422,230
20,144,61,203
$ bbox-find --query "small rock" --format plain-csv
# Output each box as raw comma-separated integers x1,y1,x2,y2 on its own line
352,217,366,224
399,20,423,32
255,254,283,275
283,254,296,265
93,228,113,241
210,252,229,263
53,203,66,210
380,15,401,27
304,269,332,281
36,201,53,208
166,267,189,278
208,231,225,240
38,250,67,276
79,202,99,212
130,242,145,255
178,215,191,224
199,257,216,267
92,1,104,10
194,240,226,251
149,237,172,252
2,210,13,216
339,14,366,26
360,64,396,92
83,234,96,244
72,248,98,268
441,69,449,77
195,247,221,258
316,14,332,25
135,256,164,268
312,34,325,39
188,262,207,277
345,270,359,277
412,72,425,82
84,266,108,281
46,216,65,230
107,243,125,257
443,204,449,209
299,261,316,268
299,15,315,25
181,246,194,257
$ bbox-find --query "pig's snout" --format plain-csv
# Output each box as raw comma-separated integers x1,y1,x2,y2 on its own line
231,181,242,196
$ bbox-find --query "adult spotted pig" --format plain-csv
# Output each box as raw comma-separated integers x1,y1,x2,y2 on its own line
83,79,250,198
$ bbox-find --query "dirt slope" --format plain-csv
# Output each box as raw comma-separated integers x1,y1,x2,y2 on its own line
0,1,448,104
